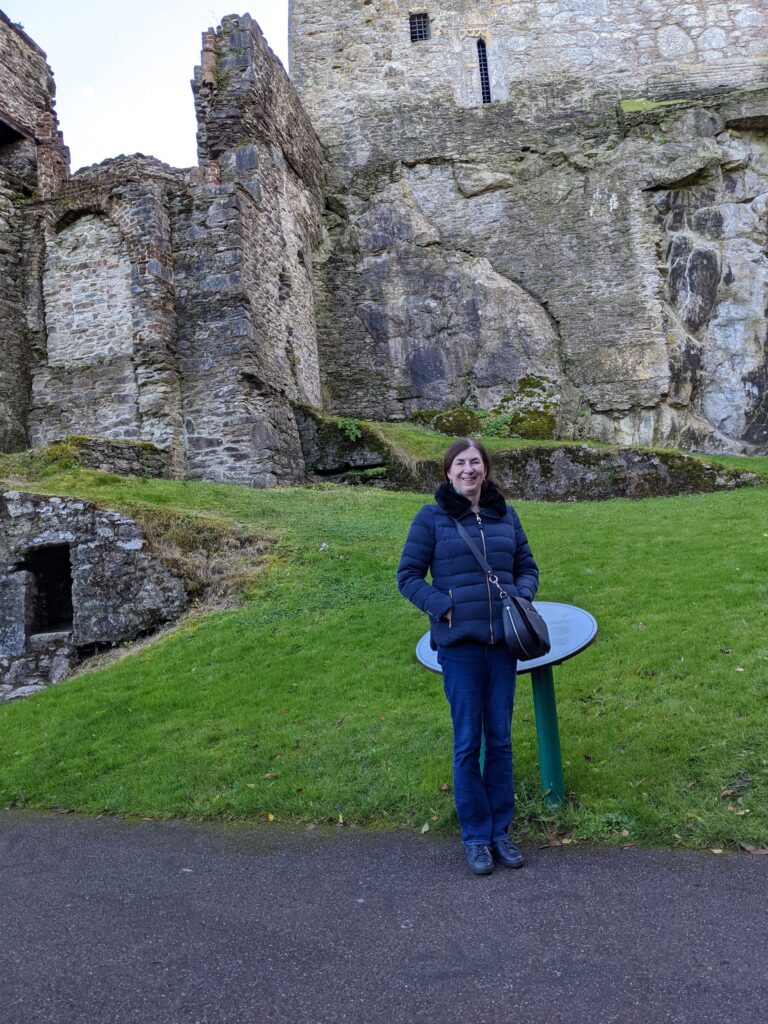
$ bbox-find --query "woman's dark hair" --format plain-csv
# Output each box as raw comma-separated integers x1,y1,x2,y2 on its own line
442,438,492,481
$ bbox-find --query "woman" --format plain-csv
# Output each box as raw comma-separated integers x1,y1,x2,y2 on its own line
397,438,539,875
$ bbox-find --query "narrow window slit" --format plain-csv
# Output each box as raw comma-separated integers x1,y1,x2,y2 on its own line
477,39,492,104
23,545,74,633
409,13,431,42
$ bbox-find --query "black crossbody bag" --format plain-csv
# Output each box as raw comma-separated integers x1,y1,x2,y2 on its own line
452,517,551,661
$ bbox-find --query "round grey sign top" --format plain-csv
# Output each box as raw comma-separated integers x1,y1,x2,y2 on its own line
415,601,598,675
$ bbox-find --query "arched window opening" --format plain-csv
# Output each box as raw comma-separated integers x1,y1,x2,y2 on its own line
409,12,431,42
477,38,492,104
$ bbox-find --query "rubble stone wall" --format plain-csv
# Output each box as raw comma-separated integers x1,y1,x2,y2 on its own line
0,11,53,142
24,158,187,470
291,0,768,132
0,490,187,699
1,14,325,487
0,13,67,454
174,13,325,485
0,169,29,452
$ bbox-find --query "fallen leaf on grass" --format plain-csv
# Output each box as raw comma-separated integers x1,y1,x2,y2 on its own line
735,667,745,673
727,804,750,816
742,845,768,856
720,647,731,655
710,848,723,855
621,842,637,849
421,822,430,834
684,780,698,790
263,771,279,780
720,788,734,798
541,837,562,848
439,782,451,792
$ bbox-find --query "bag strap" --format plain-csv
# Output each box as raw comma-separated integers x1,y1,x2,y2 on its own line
452,517,509,600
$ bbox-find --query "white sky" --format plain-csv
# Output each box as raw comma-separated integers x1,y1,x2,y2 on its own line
5,1,290,170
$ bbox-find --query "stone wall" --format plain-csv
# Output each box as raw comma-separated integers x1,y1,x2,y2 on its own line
291,1,768,131
0,12,67,196
23,158,188,470
178,13,325,485
291,1,768,452
0,168,28,452
0,13,68,455
1,14,326,487
0,490,187,699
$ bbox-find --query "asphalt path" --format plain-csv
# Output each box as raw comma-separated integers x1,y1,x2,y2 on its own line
1,810,766,1024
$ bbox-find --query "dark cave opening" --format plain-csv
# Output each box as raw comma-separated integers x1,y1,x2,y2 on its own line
24,545,74,634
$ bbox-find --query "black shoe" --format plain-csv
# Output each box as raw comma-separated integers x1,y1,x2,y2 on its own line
465,844,494,875
491,837,525,869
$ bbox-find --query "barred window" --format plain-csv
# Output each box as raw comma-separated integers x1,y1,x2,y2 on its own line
477,38,492,104
409,12,431,42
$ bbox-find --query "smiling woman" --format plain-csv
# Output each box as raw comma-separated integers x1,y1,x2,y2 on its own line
7,0,290,169
397,438,541,876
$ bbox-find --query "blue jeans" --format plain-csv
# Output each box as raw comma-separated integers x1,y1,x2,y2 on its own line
437,642,517,846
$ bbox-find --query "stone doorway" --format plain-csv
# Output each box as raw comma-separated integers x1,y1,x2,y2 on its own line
23,544,74,635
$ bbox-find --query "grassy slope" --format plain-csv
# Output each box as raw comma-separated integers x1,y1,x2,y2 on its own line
0,468,767,849
367,420,768,480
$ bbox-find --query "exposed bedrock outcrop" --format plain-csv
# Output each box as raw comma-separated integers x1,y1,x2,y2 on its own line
312,86,768,455
385,444,758,502
295,409,757,500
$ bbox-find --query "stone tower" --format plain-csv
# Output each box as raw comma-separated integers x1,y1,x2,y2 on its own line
290,1,768,452
0,12,324,486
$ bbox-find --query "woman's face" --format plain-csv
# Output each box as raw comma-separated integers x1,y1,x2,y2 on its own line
447,446,486,500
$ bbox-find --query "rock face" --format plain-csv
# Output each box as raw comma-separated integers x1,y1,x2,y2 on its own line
291,0,768,454
0,14,324,486
388,446,759,502
0,491,187,699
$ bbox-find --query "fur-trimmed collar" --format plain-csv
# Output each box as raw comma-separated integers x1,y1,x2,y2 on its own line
435,480,508,519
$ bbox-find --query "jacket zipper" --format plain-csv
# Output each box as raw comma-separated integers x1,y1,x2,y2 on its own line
476,512,494,643
448,589,452,628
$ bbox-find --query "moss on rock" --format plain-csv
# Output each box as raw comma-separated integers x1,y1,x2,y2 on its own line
431,407,481,436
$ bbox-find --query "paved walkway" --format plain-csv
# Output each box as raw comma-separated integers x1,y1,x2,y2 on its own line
1,810,766,1024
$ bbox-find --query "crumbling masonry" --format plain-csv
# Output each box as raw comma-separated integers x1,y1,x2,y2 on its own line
0,11,323,486
1,4,768,475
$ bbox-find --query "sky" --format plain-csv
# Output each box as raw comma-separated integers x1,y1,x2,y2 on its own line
6,1,290,170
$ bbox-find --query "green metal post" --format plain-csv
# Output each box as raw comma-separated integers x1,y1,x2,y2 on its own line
530,665,565,805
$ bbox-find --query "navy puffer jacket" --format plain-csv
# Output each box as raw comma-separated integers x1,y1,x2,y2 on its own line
397,481,539,648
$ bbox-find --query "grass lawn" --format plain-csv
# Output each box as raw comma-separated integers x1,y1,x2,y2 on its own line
1,467,767,850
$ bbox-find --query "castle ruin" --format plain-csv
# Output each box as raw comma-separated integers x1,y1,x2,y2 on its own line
1,3,768,482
